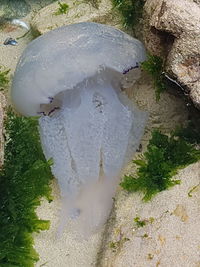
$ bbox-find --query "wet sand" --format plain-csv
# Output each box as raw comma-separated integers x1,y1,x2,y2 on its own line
0,3,200,267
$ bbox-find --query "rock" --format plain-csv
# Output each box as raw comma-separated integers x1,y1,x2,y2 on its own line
143,0,200,109
31,0,121,35
0,92,6,168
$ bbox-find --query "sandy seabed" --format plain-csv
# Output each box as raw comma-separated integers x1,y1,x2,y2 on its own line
0,3,200,266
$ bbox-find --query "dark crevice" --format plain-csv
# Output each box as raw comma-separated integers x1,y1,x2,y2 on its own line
150,27,175,57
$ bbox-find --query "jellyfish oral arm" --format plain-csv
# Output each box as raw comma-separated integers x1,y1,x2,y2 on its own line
38,77,146,236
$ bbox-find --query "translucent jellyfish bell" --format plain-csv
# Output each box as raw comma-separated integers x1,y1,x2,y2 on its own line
11,22,147,237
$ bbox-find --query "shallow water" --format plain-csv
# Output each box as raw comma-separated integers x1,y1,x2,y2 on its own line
0,0,56,19
1,1,199,267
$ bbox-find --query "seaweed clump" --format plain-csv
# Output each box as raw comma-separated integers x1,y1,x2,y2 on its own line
0,110,53,267
54,1,69,15
112,0,145,29
120,128,200,201
141,54,166,101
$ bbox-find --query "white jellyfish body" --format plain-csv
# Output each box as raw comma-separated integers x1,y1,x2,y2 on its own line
11,22,147,236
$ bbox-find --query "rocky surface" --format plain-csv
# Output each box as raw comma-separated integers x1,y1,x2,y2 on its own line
31,0,121,35
143,0,200,109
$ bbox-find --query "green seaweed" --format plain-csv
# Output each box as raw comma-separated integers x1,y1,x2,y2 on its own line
120,129,200,201
134,216,146,227
141,54,166,101
174,121,200,145
0,67,10,90
134,216,154,228
0,110,53,267
54,1,69,15
112,0,145,29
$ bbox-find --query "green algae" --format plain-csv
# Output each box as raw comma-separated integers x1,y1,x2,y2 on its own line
134,216,154,228
120,128,200,201
174,121,200,145
0,110,53,267
112,0,145,29
141,54,166,101
134,216,146,227
54,1,69,15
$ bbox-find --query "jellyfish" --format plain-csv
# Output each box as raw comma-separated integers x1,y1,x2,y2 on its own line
11,22,147,237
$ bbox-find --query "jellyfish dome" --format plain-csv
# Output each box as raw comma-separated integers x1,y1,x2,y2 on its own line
11,22,147,236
